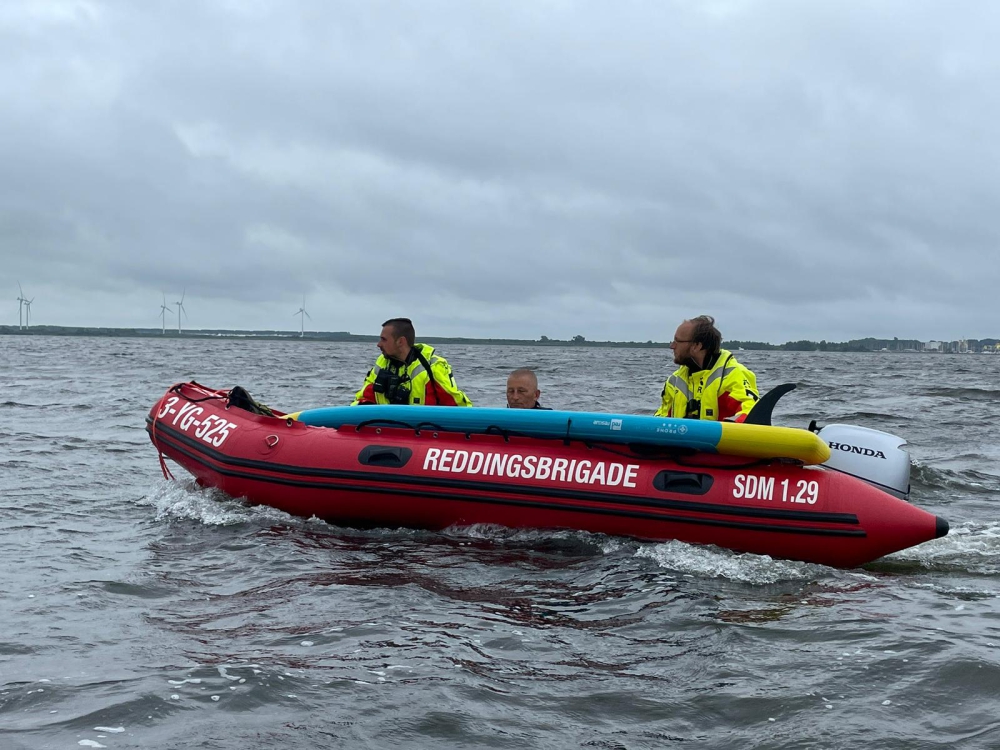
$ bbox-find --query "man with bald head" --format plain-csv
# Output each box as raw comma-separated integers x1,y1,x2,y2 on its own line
506,368,550,410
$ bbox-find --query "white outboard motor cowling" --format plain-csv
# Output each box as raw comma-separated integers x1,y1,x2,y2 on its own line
816,424,911,499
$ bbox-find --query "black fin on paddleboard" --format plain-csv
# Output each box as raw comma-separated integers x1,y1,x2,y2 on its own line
743,383,796,426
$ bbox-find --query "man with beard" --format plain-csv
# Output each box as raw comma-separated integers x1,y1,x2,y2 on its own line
352,318,472,406
655,315,759,422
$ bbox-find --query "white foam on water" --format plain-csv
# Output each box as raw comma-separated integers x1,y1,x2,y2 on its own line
445,523,609,551
446,523,518,540
79,742,106,748
598,537,631,555
93,727,124,733
137,480,294,527
218,666,242,681
886,521,1000,567
635,539,826,584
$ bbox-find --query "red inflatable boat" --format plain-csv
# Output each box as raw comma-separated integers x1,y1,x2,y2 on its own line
146,381,948,568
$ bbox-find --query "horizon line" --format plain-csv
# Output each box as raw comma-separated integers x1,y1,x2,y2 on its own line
1,324,996,349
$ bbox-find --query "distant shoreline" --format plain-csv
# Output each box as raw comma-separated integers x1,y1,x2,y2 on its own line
3,325,660,347
2,325,996,353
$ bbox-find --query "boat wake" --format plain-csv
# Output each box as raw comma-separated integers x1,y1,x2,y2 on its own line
443,522,617,557
443,523,832,583
881,520,1000,575
911,461,1000,496
137,479,295,527
135,465,972,581
135,484,840,584
635,540,830,584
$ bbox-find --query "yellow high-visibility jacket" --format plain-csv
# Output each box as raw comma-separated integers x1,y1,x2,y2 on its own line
352,343,473,407
655,349,759,422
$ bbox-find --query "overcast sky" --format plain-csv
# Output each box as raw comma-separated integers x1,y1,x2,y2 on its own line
2,1,998,343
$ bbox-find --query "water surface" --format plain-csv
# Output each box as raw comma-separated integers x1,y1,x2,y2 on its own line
1,337,998,748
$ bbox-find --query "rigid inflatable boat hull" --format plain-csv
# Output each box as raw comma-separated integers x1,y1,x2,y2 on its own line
146,383,947,569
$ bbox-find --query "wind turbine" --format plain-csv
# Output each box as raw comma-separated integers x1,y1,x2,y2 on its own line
23,297,34,328
16,282,27,330
294,296,311,337
159,293,173,334
175,289,188,334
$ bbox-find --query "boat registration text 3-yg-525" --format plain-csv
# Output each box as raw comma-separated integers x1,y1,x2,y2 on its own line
156,396,238,447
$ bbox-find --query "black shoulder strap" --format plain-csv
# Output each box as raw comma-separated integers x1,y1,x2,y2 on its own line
412,345,441,393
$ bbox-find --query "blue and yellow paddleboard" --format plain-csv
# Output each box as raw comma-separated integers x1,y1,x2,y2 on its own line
290,406,830,465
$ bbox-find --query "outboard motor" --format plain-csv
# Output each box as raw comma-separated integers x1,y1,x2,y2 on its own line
814,424,911,499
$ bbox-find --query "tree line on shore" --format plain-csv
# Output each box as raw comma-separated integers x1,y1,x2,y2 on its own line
3,325,996,352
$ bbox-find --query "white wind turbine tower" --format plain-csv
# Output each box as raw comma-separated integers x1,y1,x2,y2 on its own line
16,282,28,330
159,293,173,334
175,289,188,334
23,296,34,328
294,296,311,337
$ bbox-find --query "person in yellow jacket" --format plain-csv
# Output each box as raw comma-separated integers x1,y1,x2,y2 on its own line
655,315,759,422
352,318,473,406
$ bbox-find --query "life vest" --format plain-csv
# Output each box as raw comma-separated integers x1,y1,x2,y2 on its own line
353,343,473,407
655,349,759,422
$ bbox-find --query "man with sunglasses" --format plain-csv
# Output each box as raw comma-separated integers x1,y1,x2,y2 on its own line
352,318,473,407
655,315,759,422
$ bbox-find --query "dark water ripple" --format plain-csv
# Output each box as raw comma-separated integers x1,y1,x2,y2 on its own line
1,337,999,748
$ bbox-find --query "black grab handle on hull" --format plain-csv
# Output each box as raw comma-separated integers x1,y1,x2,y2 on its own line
358,445,413,468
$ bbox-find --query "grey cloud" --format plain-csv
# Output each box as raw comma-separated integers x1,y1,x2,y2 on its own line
2,0,999,341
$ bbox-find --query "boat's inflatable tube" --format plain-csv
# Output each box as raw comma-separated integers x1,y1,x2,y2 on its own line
146,383,948,568
290,405,831,465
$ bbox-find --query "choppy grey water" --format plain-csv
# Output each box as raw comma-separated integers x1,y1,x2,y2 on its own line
1,336,998,749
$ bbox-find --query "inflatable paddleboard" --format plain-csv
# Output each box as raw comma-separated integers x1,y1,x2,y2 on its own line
290,405,831,465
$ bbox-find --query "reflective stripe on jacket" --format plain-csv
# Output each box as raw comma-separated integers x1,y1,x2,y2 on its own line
654,349,759,422
352,343,473,407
